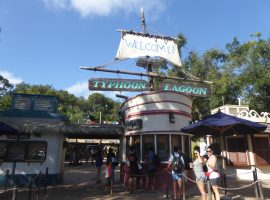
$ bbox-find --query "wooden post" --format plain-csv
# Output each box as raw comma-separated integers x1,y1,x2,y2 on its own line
37,171,42,200
258,180,264,200
5,169,9,191
221,167,227,197
165,180,169,199
207,180,212,200
253,170,259,200
28,176,33,200
44,167,48,195
223,172,227,196
12,185,17,200
182,175,186,200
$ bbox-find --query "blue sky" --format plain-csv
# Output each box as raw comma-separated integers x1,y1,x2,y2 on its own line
0,0,269,100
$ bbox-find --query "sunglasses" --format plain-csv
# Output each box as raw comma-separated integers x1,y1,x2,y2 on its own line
206,150,212,153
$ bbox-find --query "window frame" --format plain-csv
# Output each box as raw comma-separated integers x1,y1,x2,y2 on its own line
0,141,47,163
156,134,170,161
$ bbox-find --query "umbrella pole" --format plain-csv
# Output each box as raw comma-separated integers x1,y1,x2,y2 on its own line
220,133,226,170
220,132,227,196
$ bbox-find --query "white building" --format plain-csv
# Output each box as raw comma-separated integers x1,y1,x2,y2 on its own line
211,104,270,181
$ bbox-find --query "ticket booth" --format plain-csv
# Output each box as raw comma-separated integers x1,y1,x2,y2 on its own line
119,91,192,190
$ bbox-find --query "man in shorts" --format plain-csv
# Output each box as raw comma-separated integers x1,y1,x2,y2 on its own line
166,146,185,200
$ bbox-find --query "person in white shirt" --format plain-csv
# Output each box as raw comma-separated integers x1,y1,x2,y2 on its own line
199,138,207,156
206,145,220,200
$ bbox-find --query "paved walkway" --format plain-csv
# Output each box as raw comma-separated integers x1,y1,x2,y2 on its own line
1,164,270,199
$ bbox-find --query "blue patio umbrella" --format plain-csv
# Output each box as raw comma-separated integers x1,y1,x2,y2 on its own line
181,111,267,136
181,111,267,193
0,121,17,134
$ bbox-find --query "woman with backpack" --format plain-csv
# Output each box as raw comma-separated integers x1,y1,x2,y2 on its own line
190,146,207,200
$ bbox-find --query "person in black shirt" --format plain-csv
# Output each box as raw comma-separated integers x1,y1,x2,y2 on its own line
128,146,139,193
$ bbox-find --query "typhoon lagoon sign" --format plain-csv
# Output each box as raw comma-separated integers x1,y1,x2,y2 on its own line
89,78,211,97
89,78,150,92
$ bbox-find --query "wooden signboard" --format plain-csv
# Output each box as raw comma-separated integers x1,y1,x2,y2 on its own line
158,82,211,97
89,78,211,97
89,78,150,92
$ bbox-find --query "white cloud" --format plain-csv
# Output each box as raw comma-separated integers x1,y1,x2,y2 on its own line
65,81,90,98
42,0,166,18
65,81,108,99
0,70,23,85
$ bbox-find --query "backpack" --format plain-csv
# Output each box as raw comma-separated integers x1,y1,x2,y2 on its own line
171,153,184,173
111,156,119,167
153,154,161,167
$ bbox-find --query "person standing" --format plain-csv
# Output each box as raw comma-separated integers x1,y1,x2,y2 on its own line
146,146,156,192
166,146,185,200
206,145,220,200
95,146,103,184
91,147,96,164
128,146,139,193
107,147,117,184
104,160,112,194
191,146,207,200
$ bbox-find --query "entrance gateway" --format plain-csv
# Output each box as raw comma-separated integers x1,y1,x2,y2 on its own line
82,7,212,190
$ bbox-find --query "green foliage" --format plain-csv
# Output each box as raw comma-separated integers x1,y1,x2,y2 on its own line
0,94,12,111
0,75,13,97
176,33,270,120
0,75,13,110
87,93,121,123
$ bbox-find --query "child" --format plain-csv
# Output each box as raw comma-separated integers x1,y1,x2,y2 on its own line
105,160,112,194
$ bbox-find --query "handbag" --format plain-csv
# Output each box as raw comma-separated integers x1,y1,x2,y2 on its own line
205,170,219,177
137,163,142,170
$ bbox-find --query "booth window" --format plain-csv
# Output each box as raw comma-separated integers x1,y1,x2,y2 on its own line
253,135,270,165
0,142,7,160
26,142,46,161
183,135,191,156
132,136,141,161
0,141,47,162
126,136,131,156
157,135,169,161
125,119,143,130
171,135,182,152
142,135,154,161
7,143,26,161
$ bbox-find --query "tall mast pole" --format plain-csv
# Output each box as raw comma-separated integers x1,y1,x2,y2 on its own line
140,7,147,33
140,7,154,90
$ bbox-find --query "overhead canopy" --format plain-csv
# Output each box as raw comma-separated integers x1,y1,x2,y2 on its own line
0,118,123,139
0,121,17,134
62,124,124,139
181,111,267,137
